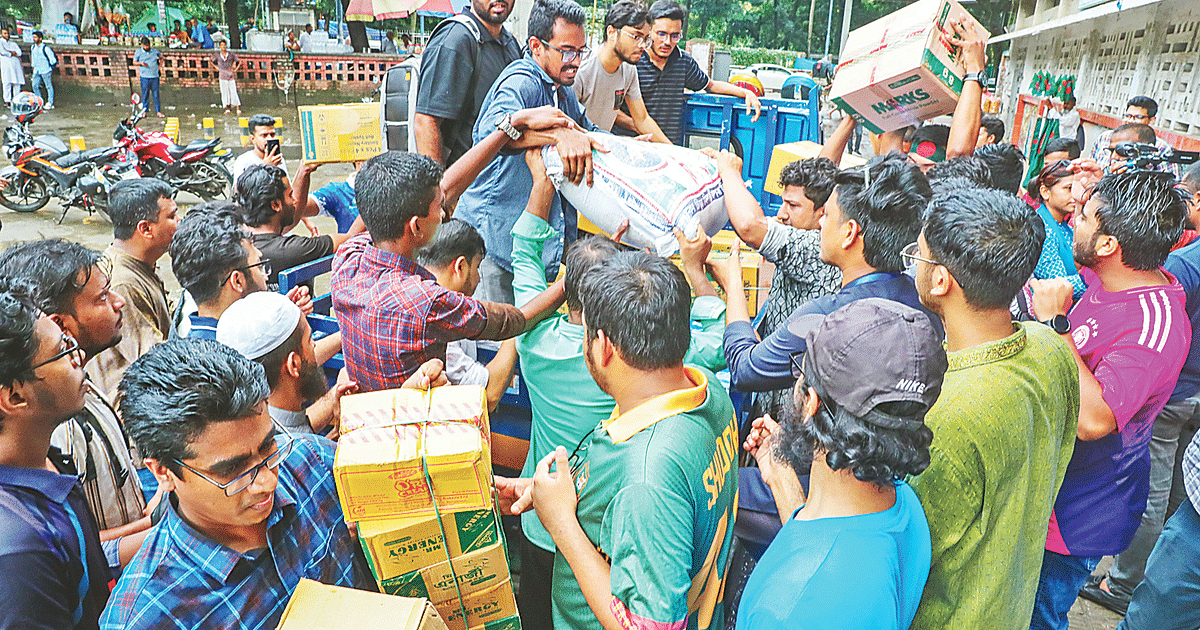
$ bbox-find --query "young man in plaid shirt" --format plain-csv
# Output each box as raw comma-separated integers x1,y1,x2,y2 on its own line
332,108,574,392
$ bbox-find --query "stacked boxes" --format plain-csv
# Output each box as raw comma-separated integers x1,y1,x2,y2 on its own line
334,385,520,630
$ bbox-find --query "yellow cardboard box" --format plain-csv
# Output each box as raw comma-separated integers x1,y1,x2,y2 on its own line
763,141,867,196
276,579,449,630
382,542,520,630
340,386,490,440
669,239,767,317
298,103,385,163
334,423,493,523
360,509,499,582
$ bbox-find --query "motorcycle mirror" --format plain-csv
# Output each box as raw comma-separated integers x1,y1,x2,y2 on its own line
130,93,141,107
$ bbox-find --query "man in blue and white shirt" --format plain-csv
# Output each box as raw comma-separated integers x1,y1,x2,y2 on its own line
30,30,56,109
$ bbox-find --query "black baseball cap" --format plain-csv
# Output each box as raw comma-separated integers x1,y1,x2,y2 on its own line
797,298,947,428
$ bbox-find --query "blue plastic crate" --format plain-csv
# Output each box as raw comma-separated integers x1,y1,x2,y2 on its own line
683,90,822,213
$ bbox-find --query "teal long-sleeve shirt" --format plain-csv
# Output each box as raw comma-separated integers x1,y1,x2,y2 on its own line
511,211,727,551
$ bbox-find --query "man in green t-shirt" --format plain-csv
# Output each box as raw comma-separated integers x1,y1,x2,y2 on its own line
517,250,739,630
905,186,1080,629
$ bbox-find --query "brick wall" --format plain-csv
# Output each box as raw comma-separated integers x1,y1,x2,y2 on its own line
19,44,404,101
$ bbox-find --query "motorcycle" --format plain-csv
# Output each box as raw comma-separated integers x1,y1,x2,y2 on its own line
114,93,234,201
0,94,122,222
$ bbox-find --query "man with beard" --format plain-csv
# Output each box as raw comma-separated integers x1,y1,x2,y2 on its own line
1027,171,1192,629
236,164,359,288
455,0,606,304
415,0,522,165
218,292,352,435
572,1,669,141
0,239,153,562
0,277,113,628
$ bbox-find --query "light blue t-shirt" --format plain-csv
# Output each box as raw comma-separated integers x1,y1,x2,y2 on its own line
736,480,932,630
134,48,160,78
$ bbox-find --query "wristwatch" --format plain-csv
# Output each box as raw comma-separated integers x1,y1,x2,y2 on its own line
963,72,984,85
494,114,521,140
1042,314,1071,335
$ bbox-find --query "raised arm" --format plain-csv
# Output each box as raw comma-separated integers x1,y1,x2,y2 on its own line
944,17,987,160
703,148,768,249
819,115,858,167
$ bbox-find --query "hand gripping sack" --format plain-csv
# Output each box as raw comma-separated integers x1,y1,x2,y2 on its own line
542,133,728,256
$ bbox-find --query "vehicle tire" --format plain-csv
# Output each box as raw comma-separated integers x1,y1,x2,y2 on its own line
0,176,50,212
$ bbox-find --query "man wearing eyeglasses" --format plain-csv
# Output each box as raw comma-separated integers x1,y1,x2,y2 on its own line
1089,96,1181,177
101,339,376,630
169,202,323,345
573,1,669,142
622,0,760,146
455,0,607,304
1,239,156,571
0,277,113,629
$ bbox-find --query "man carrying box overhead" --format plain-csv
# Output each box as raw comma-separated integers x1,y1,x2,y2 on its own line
504,250,739,630
101,339,376,630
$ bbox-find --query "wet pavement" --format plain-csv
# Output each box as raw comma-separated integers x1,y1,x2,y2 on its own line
0,99,353,293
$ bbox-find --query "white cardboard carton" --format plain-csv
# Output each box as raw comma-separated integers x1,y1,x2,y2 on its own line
829,0,989,134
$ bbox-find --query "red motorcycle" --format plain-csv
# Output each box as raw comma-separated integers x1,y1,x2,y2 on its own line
113,94,233,201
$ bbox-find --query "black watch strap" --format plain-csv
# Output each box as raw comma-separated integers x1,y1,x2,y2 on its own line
1042,314,1071,335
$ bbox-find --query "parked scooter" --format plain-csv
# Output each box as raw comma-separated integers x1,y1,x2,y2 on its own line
0,93,122,222
113,93,233,200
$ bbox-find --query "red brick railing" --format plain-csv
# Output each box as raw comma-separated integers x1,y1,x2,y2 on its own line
1013,94,1200,153
17,44,406,97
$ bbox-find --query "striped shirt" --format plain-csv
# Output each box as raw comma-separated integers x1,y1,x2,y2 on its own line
1047,267,1190,557
634,47,710,145
100,434,375,630
50,382,146,533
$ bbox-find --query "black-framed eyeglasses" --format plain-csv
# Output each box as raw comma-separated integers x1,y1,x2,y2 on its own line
224,258,272,285
539,40,588,63
789,351,805,380
1123,112,1150,122
901,242,938,270
653,30,682,42
174,424,294,496
618,29,651,48
31,334,82,372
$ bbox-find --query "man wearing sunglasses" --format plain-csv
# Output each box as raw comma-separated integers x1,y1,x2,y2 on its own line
1,239,156,568
455,0,607,305
102,339,375,630
622,0,760,145
573,1,669,142
1,277,114,630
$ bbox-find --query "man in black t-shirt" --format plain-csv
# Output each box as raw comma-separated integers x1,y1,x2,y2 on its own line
235,164,362,286
414,0,521,165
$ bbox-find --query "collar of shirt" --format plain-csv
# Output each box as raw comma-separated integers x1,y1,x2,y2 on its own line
361,237,435,281
521,51,560,90
603,366,708,443
945,322,1027,372
0,458,78,504
158,453,299,585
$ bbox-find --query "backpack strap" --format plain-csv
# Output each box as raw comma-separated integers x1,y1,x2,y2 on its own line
429,14,484,123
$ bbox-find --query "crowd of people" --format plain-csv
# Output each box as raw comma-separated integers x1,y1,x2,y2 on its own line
3,0,1200,629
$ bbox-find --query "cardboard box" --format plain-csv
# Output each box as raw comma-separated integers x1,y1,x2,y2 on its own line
276,579,449,630
298,103,385,163
340,386,490,440
360,510,499,582
334,423,493,523
763,142,868,196
670,231,768,317
829,0,989,134
382,542,520,630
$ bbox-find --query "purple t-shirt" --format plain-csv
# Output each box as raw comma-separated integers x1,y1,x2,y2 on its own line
1046,267,1190,557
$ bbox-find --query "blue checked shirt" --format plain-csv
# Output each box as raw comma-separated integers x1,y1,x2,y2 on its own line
99,434,375,630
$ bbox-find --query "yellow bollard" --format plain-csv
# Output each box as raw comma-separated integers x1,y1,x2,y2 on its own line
69,136,86,151
239,116,250,147
274,116,284,131
202,117,216,139
163,117,180,143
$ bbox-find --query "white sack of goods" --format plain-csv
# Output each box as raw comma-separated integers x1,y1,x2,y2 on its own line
543,134,728,256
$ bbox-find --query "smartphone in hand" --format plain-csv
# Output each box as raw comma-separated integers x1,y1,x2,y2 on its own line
265,137,281,157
